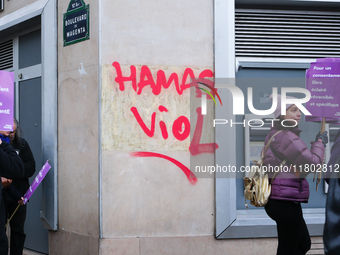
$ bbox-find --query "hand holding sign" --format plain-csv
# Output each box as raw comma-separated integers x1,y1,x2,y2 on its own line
6,160,51,227
23,160,51,204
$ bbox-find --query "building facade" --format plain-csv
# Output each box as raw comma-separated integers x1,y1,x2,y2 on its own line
0,0,339,254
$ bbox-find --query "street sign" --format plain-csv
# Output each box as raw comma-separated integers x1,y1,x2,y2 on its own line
63,0,90,46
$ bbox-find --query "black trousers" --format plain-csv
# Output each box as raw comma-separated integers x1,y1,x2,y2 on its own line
6,200,26,255
265,199,311,255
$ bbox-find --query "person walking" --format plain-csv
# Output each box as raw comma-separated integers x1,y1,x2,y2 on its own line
2,119,36,255
0,128,24,255
263,94,327,255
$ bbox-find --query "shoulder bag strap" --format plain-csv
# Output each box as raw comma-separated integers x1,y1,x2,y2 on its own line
260,130,283,160
261,130,286,183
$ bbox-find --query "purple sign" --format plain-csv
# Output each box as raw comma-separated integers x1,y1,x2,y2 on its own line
0,71,14,131
23,160,51,204
316,58,340,63
305,58,340,123
305,116,340,125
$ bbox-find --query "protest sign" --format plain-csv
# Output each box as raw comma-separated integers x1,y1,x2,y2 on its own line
305,58,340,190
0,70,14,131
305,59,340,122
6,160,52,227
23,160,51,204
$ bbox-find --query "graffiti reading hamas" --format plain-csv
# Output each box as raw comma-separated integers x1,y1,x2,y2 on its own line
112,62,218,184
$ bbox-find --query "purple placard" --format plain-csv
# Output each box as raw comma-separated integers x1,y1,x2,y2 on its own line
305,59,340,122
0,71,14,131
316,58,340,62
305,116,340,125
23,160,51,204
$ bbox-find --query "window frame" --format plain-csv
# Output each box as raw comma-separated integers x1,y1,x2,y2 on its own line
214,0,332,238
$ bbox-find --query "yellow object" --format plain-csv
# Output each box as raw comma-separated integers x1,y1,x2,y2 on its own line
243,130,286,208
5,204,20,228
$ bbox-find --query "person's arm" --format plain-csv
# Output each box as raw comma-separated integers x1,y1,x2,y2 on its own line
20,139,36,178
272,133,325,173
4,183,22,202
0,140,24,179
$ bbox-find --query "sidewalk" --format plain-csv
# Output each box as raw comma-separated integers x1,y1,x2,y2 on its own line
23,249,45,255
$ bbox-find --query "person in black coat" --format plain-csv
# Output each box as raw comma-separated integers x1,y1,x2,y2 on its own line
2,119,35,255
0,129,24,255
323,128,340,255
